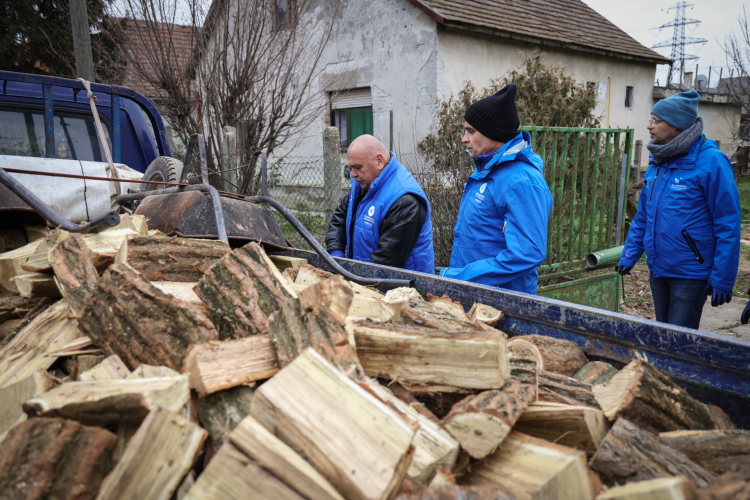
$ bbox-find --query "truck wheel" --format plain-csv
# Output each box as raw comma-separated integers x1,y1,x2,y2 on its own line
139,157,183,192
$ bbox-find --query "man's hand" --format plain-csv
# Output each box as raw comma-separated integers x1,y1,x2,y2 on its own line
617,265,633,276
707,285,732,307
329,250,345,258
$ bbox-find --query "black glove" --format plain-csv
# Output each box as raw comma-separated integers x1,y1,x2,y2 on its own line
617,265,633,276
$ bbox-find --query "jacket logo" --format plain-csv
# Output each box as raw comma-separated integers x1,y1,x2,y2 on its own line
675,178,680,184
368,206,375,216
480,183,487,194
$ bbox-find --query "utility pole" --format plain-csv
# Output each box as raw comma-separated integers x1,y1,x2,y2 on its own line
651,2,706,87
69,0,95,81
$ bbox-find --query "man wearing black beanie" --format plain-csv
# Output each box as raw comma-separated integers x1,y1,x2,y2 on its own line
438,84,554,294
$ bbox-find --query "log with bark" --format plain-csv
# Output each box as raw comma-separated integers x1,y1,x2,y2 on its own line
659,430,750,475
0,417,119,500
196,385,255,451
697,464,750,500
251,348,416,500
0,295,42,323
593,360,716,433
96,406,207,500
507,335,588,377
573,361,619,385
460,431,594,500
398,298,498,334
537,369,601,409
0,369,58,438
596,477,699,500
116,234,230,282
441,380,537,459
48,234,99,308
589,418,716,487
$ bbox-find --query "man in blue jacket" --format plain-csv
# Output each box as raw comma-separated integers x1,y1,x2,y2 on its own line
618,90,740,329
325,135,434,273
439,84,553,294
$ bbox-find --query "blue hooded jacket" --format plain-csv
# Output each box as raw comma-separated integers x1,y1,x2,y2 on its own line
620,135,740,291
345,154,435,273
439,131,553,293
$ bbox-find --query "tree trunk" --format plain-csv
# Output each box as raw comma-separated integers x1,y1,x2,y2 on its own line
507,335,588,377
592,360,716,433
0,417,119,500
589,418,715,487
76,264,218,371
659,430,750,475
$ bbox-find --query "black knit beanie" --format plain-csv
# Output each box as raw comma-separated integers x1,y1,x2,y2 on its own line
464,84,520,143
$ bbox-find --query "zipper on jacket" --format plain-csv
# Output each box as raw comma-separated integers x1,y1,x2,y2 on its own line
681,229,706,264
649,164,661,200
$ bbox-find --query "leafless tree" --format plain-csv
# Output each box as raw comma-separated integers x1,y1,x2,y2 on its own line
722,6,750,144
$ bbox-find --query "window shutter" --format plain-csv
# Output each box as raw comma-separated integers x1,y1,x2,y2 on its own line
331,88,372,110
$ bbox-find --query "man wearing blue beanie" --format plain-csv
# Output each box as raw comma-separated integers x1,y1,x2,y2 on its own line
618,89,740,330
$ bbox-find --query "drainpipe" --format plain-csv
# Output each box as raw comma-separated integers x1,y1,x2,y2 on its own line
607,76,611,128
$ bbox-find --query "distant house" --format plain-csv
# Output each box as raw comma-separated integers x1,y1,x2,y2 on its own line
274,0,669,172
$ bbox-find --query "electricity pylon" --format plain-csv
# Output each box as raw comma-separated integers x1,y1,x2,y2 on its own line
651,2,707,86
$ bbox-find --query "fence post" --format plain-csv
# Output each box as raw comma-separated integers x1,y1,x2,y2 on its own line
323,126,341,227
223,125,237,193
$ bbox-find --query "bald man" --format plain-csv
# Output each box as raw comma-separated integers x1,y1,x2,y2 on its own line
325,135,435,272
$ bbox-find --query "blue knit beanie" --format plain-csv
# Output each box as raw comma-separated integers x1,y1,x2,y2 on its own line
651,89,700,131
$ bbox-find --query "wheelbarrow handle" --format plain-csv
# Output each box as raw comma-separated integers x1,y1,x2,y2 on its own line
244,196,414,290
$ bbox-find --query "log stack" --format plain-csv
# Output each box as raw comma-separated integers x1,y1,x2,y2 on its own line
0,226,746,500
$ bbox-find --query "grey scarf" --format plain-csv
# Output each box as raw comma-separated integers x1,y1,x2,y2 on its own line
646,117,704,165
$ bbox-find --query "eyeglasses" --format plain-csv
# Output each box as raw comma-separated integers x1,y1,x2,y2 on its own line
647,118,664,126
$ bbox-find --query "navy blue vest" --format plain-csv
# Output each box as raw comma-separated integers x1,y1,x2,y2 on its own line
345,155,434,273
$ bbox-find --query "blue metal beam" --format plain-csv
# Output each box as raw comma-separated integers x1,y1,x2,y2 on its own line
43,85,54,158
112,94,121,163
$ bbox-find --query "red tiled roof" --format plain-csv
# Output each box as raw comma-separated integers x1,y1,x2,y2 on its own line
407,0,670,65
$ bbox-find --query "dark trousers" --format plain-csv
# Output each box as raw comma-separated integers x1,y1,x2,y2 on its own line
649,273,708,330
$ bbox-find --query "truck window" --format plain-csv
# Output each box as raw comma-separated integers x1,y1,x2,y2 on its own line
0,106,112,161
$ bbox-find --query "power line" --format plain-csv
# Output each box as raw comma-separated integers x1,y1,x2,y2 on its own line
650,2,707,86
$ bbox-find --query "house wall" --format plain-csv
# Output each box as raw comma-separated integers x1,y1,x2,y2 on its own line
694,101,740,157
435,30,658,165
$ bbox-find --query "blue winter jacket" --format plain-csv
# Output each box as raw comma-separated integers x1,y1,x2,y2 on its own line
345,154,435,273
439,132,553,293
620,135,740,291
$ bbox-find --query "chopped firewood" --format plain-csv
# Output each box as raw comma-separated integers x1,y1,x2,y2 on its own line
0,228,27,253
251,348,416,500
78,354,131,381
0,295,42,323
426,293,468,319
467,303,503,327
150,281,208,316
460,431,594,500
0,417,119,500
48,234,98,308
707,405,736,430
596,477,698,500
538,369,601,409
513,401,610,455
589,418,715,487
427,468,456,490
441,380,536,459
659,430,750,475
366,380,460,486
0,238,42,293
0,318,21,344
294,263,334,285
354,320,509,391
382,287,423,320
183,335,278,396
9,296,57,335
24,224,49,243
269,254,308,270
396,485,516,500
390,382,441,424
23,374,190,425
72,353,106,377
0,300,78,388
0,370,58,438
96,406,207,500
15,272,60,297
127,364,180,379
697,464,750,500
508,355,538,387
573,360,618,385
94,213,149,234
593,360,716,433
47,335,94,356
197,385,254,450
115,234,230,282
507,335,588,376
75,263,218,371
410,388,474,420
398,299,496,333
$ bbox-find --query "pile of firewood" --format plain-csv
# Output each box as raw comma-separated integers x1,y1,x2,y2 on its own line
0,218,749,500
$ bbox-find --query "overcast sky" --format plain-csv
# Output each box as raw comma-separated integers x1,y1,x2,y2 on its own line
581,0,745,87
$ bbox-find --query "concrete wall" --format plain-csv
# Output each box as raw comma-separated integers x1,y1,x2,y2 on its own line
435,30,657,165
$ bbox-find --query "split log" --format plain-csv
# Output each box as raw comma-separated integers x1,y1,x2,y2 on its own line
427,468,455,490
94,213,149,234
251,348,416,500
15,272,60,298
0,228,26,253
196,385,255,450
382,287,423,321
707,405,736,431
508,356,538,386
426,293,468,319
0,370,58,438
460,431,594,500
589,418,715,487
467,303,503,327
127,364,181,379
538,370,601,409
48,234,98,309
396,485,516,500
8,296,57,338
507,335,588,376
366,380,460,486
96,406,207,500
115,234,230,282
0,300,78,388
659,430,750,474
72,353,106,377
697,465,750,500
0,417,119,500
0,318,21,344
151,281,208,316
75,263,218,371
0,238,42,293
78,354,131,381
269,254,308,270
23,374,190,425
398,299,497,333
295,263,334,285
354,321,509,391
390,382,441,424
0,295,42,323
24,223,49,243
183,335,278,396
596,477,698,500
513,401,610,455
592,360,716,433
573,361,618,385
441,380,537,459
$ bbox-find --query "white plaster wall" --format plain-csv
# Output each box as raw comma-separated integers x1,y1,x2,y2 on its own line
435,30,658,165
